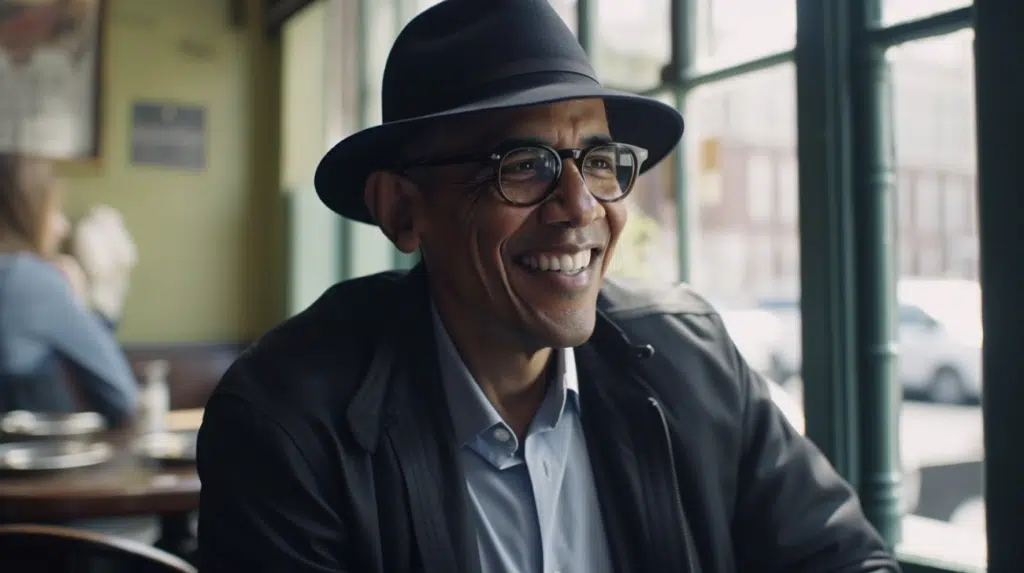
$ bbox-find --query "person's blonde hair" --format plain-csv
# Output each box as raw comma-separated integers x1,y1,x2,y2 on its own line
0,153,57,255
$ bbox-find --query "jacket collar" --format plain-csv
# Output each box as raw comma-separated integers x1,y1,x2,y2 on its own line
342,264,657,452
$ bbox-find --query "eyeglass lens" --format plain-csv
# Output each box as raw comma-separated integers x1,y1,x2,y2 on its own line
497,144,638,205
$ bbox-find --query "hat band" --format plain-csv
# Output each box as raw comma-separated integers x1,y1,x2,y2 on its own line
384,59,601,123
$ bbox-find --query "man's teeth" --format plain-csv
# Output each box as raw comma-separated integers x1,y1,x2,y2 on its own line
520,250,592,273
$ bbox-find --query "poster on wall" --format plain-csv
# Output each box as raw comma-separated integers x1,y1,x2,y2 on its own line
130,101,206,171
0,0,104,159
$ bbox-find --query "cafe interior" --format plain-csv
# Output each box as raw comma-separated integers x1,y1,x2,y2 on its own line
0,0,1021,572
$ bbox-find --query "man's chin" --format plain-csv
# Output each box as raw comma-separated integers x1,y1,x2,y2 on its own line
525,305,598,349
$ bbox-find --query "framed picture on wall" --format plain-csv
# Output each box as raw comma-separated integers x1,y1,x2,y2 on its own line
0,0,104,160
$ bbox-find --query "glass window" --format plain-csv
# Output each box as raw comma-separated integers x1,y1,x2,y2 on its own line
684,63,800,380
746,153,775,223
888,29,985,566
608,92,681,284
594,0,668,90
883,0,972,26
943,176,967,233
914,174,942,232
777,155,798,225
548,0,578,34
696,0,795,71
897,172,913,230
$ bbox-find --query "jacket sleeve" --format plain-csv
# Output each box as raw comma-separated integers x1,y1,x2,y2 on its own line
197,387,355,572
730,338,901,573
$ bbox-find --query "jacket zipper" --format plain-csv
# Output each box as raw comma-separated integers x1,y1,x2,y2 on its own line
649,397,700,573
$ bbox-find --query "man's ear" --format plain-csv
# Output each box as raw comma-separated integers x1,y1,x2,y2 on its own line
364,170,421,254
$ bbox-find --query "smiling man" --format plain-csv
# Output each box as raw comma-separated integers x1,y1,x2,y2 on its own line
196,1,899,572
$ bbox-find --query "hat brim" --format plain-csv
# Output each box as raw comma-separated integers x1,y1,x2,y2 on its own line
314,83,685,224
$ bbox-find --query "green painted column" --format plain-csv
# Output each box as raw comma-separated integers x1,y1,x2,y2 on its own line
849,0,902,546
576,0,596,56
667,0,696,282
793,0,860,487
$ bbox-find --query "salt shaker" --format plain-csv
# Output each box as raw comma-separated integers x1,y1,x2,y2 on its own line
140,359,171,433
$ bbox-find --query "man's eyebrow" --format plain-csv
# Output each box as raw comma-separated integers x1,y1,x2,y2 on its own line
491,133,614,148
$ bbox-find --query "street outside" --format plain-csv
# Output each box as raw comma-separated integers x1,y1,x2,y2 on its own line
781,382,985,534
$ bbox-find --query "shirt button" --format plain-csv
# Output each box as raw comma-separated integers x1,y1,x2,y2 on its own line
492,427,512,443
543,460,551,478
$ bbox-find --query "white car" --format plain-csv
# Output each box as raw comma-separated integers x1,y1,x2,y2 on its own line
759,279,982,404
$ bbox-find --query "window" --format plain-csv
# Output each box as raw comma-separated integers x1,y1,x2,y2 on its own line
914,174,942,232
897,172,914,230
889,29,985,569
884,0,973,26
695,0,795,70
777,156,798,226
944,176,967,233
746,153,776,223
685,62,800,348
594,0,668,90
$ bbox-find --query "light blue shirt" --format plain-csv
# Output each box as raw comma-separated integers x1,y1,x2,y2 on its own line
433,308,614,573
0,253,138,421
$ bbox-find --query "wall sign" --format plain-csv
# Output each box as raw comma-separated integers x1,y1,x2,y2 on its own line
129,101,206,171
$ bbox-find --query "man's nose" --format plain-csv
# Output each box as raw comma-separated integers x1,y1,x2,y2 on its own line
539,161,604,227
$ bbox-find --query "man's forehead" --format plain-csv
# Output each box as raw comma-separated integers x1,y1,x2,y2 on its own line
457,99,610,146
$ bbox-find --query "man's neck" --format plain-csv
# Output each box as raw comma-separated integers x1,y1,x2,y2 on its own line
431,293,554,438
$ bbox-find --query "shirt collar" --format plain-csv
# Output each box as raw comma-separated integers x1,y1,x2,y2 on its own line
431,303,579,447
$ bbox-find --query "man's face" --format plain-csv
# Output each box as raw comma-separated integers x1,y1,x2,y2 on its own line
412,99,627,350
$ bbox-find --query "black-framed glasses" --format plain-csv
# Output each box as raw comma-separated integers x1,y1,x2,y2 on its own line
395,142,649,206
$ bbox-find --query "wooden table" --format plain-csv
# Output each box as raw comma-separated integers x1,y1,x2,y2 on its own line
165,408,203,433
0,409,204,556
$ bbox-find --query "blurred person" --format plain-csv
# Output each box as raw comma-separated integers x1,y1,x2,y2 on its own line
0,152,137,426
70,204,138,331
197,1,898,572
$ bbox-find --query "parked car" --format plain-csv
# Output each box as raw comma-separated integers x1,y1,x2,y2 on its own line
757,279,982,404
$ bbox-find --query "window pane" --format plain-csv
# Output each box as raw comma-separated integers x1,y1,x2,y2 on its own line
607,92,681,283
883,0,972,26
689,64,800,389
549,0,578,34
888,30,986,568
594,0,669,90
696,0,796,70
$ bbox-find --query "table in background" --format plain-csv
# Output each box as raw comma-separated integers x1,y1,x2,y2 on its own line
0,409,205,557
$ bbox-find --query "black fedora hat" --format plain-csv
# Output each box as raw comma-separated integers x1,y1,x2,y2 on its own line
314,0,685,224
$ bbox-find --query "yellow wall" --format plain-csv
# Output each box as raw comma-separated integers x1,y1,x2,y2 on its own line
58,0,285,344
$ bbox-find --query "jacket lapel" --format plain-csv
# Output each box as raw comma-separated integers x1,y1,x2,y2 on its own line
578,317,700,573
577,342,659,573
380,266,477,573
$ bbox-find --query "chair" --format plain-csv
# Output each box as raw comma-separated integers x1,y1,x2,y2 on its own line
0,523,196,573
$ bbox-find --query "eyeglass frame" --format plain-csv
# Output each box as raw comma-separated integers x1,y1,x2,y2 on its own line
392,141,650,207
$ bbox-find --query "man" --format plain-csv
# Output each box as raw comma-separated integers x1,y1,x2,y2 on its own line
196,1,900,572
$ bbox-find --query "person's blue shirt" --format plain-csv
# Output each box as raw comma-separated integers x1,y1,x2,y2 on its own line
0,252,138,424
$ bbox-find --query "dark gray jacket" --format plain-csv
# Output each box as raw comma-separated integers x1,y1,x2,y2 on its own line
197,265,899,573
